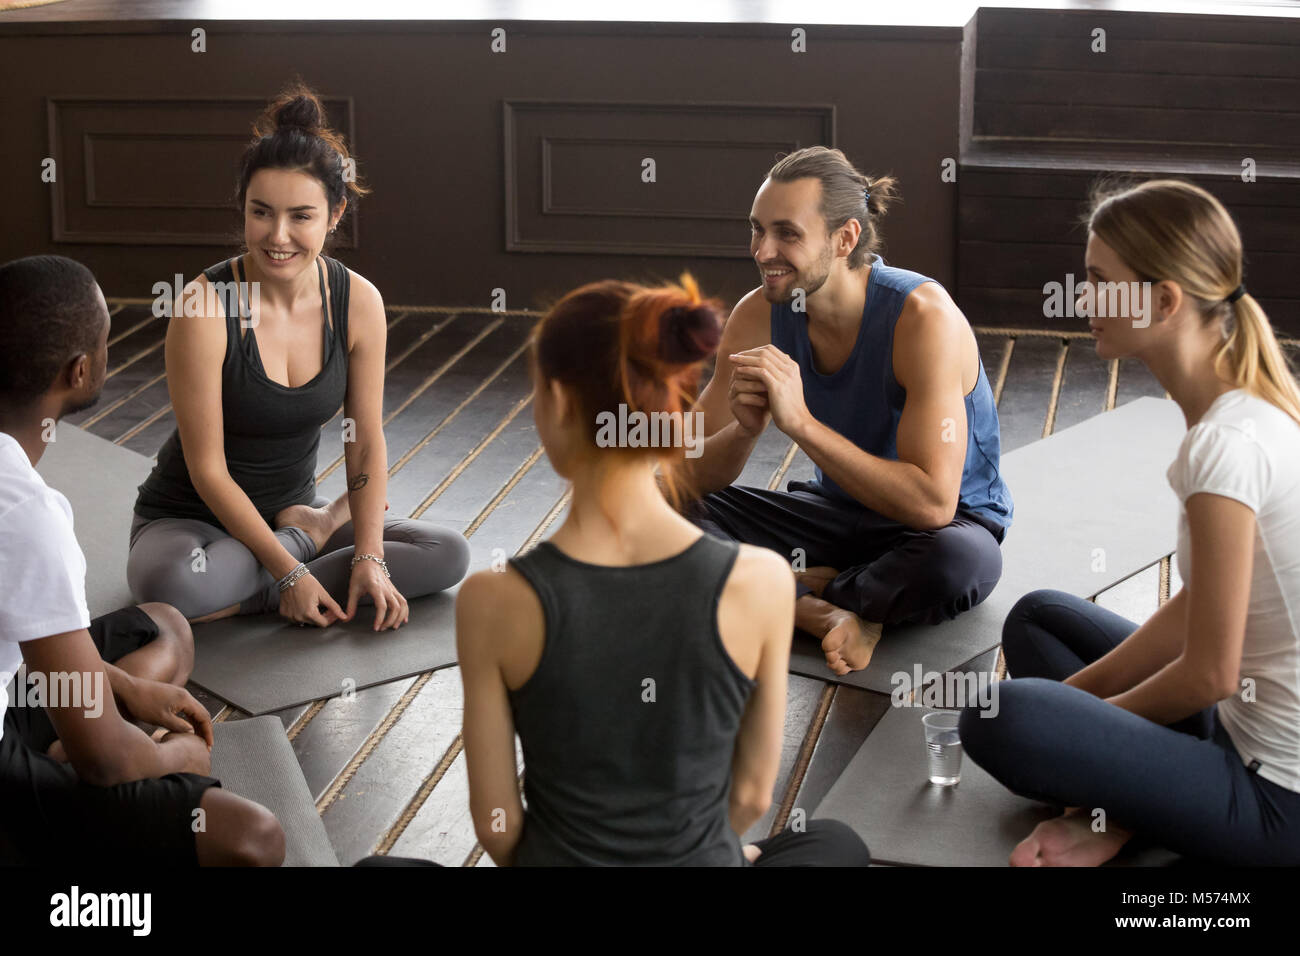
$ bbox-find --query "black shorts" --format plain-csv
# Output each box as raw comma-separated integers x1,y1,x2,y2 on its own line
1,606,220,866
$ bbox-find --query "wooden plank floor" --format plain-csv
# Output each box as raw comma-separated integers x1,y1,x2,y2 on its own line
92,299,1300,865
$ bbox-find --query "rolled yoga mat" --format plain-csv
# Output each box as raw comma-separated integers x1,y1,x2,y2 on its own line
33,422,152,618
210,716,339,867
788,397,1187,692
812,705,1182,867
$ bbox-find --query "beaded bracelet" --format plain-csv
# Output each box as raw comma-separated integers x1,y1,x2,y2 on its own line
277,562,309,592
351,552,391,578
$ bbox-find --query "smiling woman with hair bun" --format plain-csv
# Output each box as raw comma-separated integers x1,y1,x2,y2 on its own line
127,81,470,634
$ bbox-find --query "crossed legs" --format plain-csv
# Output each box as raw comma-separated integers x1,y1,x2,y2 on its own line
688,481,1004,672
959,590,1300,866
3,604,284,866
128,493,471,623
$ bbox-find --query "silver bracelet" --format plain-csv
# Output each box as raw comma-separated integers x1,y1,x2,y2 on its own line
350,552,390,578
277,562,309,592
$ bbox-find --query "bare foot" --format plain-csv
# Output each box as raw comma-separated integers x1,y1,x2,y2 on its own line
794,565,839,598
796,594,883,674
1010,810,1132,867
274,494,351,553
822,611,883,674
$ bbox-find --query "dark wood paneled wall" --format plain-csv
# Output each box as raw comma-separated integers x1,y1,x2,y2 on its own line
0,21,963,312
975,9,1300,150
4,11,1294,330
960,7,1300,336
47,95,357,247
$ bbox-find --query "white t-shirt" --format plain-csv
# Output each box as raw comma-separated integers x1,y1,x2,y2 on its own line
0,431,91,743
1166,389,1300,791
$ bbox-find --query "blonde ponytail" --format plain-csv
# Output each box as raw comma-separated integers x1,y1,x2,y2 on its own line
1214,294,1300,427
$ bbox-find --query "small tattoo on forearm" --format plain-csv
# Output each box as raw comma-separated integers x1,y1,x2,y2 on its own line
348,473,370,491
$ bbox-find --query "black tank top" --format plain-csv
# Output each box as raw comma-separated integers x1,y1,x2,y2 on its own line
506,532,755,866
133,254,349,530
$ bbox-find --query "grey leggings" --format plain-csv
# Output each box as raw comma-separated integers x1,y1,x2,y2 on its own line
126,496,471,620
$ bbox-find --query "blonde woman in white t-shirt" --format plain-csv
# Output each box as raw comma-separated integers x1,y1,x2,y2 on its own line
959,179,1300,866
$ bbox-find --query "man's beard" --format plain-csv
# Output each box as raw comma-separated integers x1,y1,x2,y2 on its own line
64,387,103,417
768,247,832,304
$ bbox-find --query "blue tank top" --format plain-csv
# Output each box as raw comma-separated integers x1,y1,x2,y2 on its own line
770,254,1013,531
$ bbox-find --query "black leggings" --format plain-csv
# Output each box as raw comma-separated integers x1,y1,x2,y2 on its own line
746,819,871,866
958,589,1300,865
355,820,871,867
688,480,1005,627
0,607,219,865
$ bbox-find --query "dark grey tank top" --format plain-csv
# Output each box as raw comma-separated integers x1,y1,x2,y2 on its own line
133,254,349,531
507,532,755,866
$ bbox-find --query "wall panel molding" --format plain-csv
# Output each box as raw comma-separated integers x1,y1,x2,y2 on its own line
504,100,835,257
48,95,357,246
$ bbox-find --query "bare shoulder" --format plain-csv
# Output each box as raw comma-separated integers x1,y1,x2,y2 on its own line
344,267,386,348
723,286,769,337
455,566,542,655
895,280,963,338
166,274,227,350
893,280,971,382
171,273,222,318
722,286,773,347
726,543,795,615
458,566,537,619
714,541,794,676
731,285,771,319
344,267,383,311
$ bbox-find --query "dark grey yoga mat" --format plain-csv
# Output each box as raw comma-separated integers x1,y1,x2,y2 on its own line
30,422,462,716
33,423,152,618
25,421,465,717
190,590,458,716
789,397,1186,692
210,716,339,867
813,705,1181,867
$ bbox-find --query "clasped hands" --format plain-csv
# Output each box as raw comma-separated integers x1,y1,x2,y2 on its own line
727,345,812,439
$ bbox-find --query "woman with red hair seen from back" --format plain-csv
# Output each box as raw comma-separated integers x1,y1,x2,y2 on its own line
444,274,871,866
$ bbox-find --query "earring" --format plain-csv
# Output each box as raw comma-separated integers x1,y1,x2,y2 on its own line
329,226,337,234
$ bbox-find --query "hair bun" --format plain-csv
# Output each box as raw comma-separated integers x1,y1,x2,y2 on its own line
658,302,722,365
274,95,325,134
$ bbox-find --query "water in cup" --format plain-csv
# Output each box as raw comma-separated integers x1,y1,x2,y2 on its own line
926,729,962,785
921,712,963,786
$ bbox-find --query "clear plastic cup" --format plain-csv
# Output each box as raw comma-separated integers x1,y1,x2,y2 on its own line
922,711,962,786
